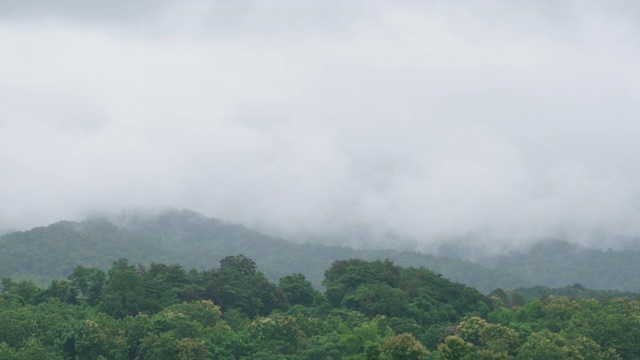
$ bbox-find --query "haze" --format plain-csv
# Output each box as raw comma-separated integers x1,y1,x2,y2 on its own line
1,0,639,252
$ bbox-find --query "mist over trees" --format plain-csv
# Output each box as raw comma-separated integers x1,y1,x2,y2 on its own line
3,210,640,294
3,1,640,252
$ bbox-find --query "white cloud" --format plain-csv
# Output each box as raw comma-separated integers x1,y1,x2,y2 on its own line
1,0,640,251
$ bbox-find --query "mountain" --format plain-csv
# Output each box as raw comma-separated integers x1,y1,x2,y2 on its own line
506,283,638,302
0,209,526,292
3,209,640,293
478,239,640,291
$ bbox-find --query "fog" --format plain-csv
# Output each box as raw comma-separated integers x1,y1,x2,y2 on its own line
1,0,639,252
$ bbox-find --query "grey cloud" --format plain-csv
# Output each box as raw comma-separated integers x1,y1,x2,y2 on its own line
0,0,175,22
1,1,640,253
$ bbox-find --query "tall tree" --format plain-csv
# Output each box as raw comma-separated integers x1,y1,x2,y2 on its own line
100,259,146,318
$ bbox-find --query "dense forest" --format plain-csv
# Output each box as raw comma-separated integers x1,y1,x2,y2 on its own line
2,211,640,358
1,256,638,359
3,210,640,293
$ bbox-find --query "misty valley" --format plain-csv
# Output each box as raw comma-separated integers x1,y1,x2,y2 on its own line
0,209,638,359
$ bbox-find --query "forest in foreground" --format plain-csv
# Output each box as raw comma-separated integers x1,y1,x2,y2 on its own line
1,255,638,359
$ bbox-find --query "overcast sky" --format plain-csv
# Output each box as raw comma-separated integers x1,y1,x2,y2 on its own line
1,0,639,252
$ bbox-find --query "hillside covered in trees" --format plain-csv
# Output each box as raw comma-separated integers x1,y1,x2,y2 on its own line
2,211,639,358
477,240,640,291
0,210,526,293
1,256,638,359
3,209,640,293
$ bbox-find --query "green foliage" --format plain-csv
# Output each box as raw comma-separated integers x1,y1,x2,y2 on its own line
456,317,519,358
278,273,319,307
566,298,640,359
381,333,430,359
514,298,544,324
140,263,192,312
340,317,392,356
38,280,77,304
99,259,146,318
0,254,639,359
488,288,509,307
487,307,514,326
63,314,118,359
324,259,402,307
202,255,289,318
343,283,409,318
166,300,222,327
0,278,41,304
324,259,488,327
177,337,209,360
248,313,307,356
507,283,639,302
302,332,346,360
11,336,57,360
68,266,105,306
517,330,621,360
437,336,473,360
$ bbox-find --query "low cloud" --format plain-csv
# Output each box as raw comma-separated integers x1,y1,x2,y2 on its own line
1,1,640,252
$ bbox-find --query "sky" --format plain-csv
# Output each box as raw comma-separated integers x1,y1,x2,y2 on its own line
1,0,639,253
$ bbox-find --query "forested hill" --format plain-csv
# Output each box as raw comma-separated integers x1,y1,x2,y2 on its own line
478,240,640,292
2,209,640,293
0,210,524,293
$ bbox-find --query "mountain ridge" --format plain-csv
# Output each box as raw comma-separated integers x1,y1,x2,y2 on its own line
0,209,527,292
2,209,640,293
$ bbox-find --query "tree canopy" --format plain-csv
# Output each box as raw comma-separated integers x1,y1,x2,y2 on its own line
0,255,638,359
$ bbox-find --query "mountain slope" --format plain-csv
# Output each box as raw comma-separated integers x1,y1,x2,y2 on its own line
0,209,526,292
479,240,640,291
5,210,639,293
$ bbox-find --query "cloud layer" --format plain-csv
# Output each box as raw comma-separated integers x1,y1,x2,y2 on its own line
1,0,640,252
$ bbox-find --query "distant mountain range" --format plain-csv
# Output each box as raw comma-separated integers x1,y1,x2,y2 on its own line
1,209,639,293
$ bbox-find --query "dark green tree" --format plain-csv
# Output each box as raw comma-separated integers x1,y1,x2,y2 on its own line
99,259,146,318
323,259,401,307
203,255,288,318
343,283,409,318
68,266,105,306
278,273,318,307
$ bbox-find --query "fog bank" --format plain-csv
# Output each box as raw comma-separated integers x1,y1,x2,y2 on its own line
1,1,640,252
